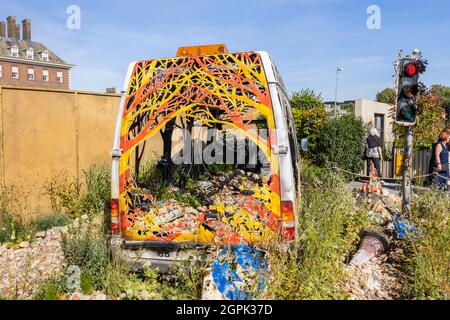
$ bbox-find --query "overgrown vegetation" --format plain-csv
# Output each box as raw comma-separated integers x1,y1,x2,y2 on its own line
403,190,450,299
0,186,38,244
309,114,366,176
264,164,371,299
34,213,70,232
45,165,111,219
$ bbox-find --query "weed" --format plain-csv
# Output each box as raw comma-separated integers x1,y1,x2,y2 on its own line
0,186,36,244
403,190,450,299
33,213,70,232
45,165,111,218
263,164,370,300
34,273,68,300
60,218,109,291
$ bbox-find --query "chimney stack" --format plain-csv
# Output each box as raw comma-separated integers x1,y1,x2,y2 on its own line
6,16,16,38
0,21,5,38
22,19,31,41
15,23,20,39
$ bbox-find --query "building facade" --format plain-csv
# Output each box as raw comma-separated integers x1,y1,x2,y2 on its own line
325,99,394,144
0,16,74,90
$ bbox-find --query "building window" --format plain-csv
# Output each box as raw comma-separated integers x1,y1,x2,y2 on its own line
56,71,63,83
41,51,49,62
43,70,49,81
374,113,385,144
28,68,34,80
12,66,19,79
10,46,19,57
26,48,34,59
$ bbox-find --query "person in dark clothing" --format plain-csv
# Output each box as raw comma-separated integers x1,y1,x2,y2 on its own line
365,128,383,178
428,130,450,189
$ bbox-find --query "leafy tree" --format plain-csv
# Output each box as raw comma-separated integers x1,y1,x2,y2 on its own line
309,114,365,175
376,87,396,104
430,84,450,107
291,89,324,110
393,90,445,149
291,107,327,157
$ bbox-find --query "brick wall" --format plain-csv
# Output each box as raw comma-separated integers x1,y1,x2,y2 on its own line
0,61,69,90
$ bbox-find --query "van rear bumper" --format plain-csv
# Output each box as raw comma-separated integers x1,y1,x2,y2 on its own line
111,238,209,273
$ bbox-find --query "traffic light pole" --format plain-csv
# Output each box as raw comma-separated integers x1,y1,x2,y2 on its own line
402,126,413,215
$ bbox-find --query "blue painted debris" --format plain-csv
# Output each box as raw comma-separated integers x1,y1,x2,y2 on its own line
393,215,418,239
211,244,268,300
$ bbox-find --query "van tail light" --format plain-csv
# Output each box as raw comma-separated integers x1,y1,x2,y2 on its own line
111,199,120,235
281,200,295,240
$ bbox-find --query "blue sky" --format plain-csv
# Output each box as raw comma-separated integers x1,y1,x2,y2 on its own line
2,0,449,101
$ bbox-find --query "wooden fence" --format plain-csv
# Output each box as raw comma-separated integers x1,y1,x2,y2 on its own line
362,145,432,180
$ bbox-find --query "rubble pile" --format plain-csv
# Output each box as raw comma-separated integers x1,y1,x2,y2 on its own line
345,184,407,300
127,168,271,244
0,227,66,299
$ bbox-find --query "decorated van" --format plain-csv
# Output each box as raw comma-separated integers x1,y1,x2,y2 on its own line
110,45,300,297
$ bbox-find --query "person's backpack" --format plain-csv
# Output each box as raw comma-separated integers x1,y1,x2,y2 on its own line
363,140,369,160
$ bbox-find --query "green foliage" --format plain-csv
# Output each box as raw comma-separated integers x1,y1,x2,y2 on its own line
60,219,109,291
265,164,370,299
394,91,445,149
403,190,450,299
45,165,111,218
376,87,396,104
309,114,365,175
33,213,70,232
291,107,328,160
430,84,450,107
0,186,35,244
80,166,111,216
34,273,68,300
159,263,207,300
291,89,324,110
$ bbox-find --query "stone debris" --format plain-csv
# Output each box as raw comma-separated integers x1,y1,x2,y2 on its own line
344,241,405,300
0,226,67,299
346,188,406,300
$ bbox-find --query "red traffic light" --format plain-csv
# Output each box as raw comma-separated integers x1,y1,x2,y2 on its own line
404,63,417,77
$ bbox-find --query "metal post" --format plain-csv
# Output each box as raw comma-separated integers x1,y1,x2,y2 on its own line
334,71,338,118
402,126,413,215
334,67,343,118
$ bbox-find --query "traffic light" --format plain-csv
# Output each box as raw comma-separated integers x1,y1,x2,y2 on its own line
395,58,420,125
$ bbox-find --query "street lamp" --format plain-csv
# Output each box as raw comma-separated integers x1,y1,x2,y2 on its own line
334,67,344,117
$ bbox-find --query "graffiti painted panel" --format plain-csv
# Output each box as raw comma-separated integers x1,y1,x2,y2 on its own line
118,52,281,246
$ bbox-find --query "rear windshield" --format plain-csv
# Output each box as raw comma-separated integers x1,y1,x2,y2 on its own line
118,52,282,245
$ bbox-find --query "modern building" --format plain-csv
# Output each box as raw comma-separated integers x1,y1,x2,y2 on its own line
325,99,394,144
0,16,74,90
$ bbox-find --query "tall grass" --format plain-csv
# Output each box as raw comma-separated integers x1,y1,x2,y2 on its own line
0,186,37,243
45,165,110,218
264,164,371,299
403,190,450,299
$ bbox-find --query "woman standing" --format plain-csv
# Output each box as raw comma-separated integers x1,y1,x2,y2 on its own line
429,130,450,189
366,128,383,178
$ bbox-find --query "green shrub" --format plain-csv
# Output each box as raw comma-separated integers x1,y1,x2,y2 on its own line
34,273,68,300
264,164,370,299
403,190,450,299
159,262,207,300
309,114,365,176
80,166,111,215
34,213,70,232
290,89,324,110
291,106,328,157
45,165,111,218
61,220,109,291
